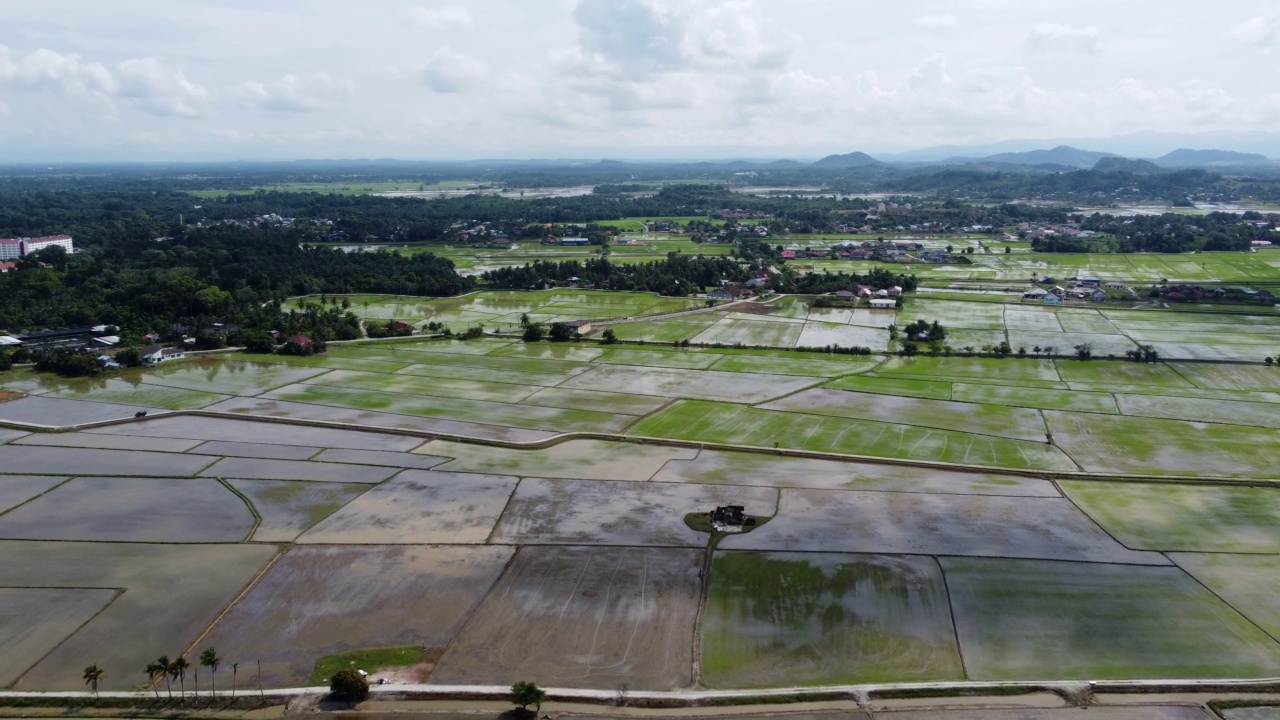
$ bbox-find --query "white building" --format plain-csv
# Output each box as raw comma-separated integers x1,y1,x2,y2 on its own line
0,235,74,259
141,346,185,364
869,298,897,309
21,235,74,256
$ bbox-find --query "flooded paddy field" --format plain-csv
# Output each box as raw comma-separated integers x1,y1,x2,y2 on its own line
490,477,777,546
229,479,371,542
942,558,1280,680
722,488,1164,564
298,470,517,544
431,546,702,690
200,545,513,687
702,552,963,687
6,308,1280,694
0,476,254,542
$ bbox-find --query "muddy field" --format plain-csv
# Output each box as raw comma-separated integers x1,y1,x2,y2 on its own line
200,545,513,687
431,545,701,690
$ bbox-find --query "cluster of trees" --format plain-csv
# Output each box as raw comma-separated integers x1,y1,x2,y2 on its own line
0,223,464,338
1035,212,1268,253
129,647,234,701
783,267,918,294
483,254,749,295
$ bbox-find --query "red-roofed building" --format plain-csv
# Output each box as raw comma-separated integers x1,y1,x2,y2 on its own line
780,249,797,259
0,261,16,273
288,335,313,349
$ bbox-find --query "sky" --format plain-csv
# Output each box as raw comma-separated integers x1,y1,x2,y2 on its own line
2,0,1280,161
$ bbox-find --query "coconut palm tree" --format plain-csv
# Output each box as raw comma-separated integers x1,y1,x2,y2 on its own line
231,663,238,698
171,656,189,699
200,648,221,697
156,656,173,698
145,661,162,699
82,665,104,698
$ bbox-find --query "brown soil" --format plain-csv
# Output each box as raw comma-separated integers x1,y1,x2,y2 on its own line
0,390,23,403
370,661,437,685
724,303,777,316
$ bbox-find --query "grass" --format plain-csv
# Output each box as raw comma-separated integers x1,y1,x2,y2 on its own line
310,646,426,684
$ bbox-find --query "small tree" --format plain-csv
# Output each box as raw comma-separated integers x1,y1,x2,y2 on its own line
601,328,618,344
330,668,370,707
83,664,104,698
145,661,162,699
519,312,530,327
511,680,546,715
548,322,573,342
156,656,173,698
1073,343,1093,360
522,323,544,342
1267,357,1274,366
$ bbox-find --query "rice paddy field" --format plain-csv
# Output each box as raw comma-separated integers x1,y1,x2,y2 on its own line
7,289,1280,694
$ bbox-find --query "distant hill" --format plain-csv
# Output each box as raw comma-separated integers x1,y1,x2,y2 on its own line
1094,157,1164,174
767,159,803,167
813,151,883,168
1153,149,1270,167
973,145,1118,169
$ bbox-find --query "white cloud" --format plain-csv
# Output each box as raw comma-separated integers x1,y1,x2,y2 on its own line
0,45,115,95
409,6,473,30
1231,16,1280,53
569,0,791,82
239,72,346,112
1025,23,1100,55
915,14,958,33
115,57,209,117
420,46,487,93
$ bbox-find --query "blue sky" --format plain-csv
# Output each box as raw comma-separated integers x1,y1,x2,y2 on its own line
2,0,1279,161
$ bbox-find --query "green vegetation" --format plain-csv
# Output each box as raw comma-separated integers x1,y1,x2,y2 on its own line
702,552,963,687
311,646,424,685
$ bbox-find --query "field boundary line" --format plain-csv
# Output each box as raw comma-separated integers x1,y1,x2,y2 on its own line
934,557,970,681
10,587,126,690
176,547,286,671
216,477,261,542
7,410,1280,488
1165,552,1280,651
0,476,75,520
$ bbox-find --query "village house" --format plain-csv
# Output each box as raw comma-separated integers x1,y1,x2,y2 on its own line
869,298,896,309
141,346,185,364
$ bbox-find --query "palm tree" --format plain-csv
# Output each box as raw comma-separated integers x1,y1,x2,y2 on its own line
83,665,104,698
231,662,238,699
145,661,162,699
200,648,221,697
156,656,173,698
171,656,189,699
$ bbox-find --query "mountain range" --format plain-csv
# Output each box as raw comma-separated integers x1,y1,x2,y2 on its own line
811,145,1272,170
